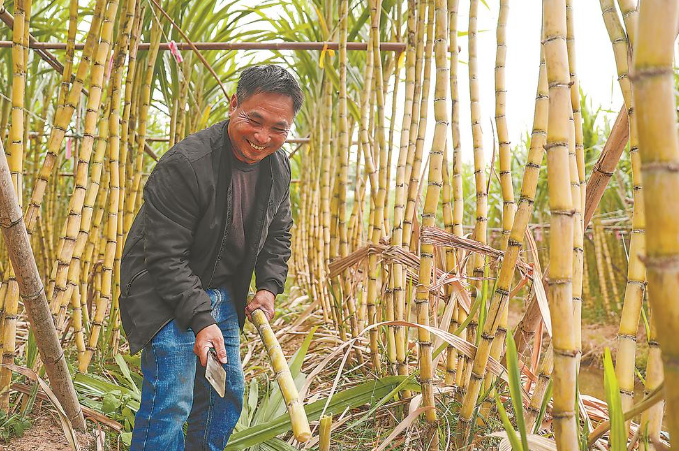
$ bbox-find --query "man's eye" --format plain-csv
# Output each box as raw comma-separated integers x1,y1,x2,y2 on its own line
274,128,288,134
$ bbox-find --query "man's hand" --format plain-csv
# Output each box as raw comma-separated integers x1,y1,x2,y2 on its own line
244,289,275,323
194,324,227,367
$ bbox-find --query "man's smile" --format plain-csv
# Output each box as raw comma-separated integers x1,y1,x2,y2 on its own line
247,140,266,151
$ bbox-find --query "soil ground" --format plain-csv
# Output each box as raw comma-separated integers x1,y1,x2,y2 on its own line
0,410,96,451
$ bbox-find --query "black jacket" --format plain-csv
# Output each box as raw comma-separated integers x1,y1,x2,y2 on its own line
119,120,293,355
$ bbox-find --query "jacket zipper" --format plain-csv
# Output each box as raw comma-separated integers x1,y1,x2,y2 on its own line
207,182,233,288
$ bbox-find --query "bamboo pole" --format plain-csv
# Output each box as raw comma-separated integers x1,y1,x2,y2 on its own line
633,0,679,441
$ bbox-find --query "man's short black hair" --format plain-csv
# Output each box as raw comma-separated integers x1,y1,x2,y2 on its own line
236,65,303,115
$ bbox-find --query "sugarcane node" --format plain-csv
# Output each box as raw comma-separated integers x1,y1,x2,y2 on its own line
551,411,576,419
619,388,635,397
553,348,578,358
20,287,44,302
639,254,679,270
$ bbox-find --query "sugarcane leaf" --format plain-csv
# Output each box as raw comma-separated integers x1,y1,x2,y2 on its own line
225,376,420,450
506,332,529,450
533,379,552,434
603,348,626,451
289,326,317,377
494,392,524,451
114,353,140,397
344,373,417,431
259,438,298,451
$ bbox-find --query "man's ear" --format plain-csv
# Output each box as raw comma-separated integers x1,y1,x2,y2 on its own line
229,94,238,112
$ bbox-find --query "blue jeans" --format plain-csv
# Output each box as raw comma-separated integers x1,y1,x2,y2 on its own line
130,288,245,451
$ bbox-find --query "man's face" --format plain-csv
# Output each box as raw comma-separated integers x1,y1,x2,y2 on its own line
227,91,295,164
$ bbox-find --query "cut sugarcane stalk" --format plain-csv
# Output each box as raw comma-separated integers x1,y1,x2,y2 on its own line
319,414,332,451
251,308,311,442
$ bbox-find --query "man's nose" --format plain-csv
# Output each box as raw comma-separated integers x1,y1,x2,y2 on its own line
253,129,271,144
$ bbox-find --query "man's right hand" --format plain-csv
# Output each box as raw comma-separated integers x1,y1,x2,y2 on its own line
194,324,228,367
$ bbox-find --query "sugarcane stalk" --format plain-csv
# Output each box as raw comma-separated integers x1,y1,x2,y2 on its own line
633,0,679,442
456,0,488,398
458,45,548,439
639,307,664,450
79,0,122,372
0,136,86,430
111,0,139,354
414,0,448,432
23,0,106,232
480,0,513,418
542,0,579,447
598,5,646,414
566,0,585,371
251,309,311,442
391,0,417,383
319,414,332,451
447,0,465,388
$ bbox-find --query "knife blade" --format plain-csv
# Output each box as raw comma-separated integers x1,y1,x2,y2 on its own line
205,348,226,398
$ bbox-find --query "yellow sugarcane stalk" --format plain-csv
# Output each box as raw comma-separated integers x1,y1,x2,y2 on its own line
446,0,465,388
56,0,78,108
566,0,586,369
23,0,106,232
526,343,554,430
251,309,311,442
542,0,579,447
598,2,647,413
639,307,664,450
50,0,134,331
319,414,332,451
403,0,432,251
480,0,513,418
633,0,679,442
0,0,29,411
79,0,122,373
111,0,139,354
458,0,488,396
415,0,448,432
458,46,548,439
391,0,417,382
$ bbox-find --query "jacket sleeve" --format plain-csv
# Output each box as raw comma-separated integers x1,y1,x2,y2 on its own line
255,184,293,297
143,151,216,334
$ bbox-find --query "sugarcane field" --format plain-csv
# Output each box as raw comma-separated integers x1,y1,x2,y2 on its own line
1,0,679,449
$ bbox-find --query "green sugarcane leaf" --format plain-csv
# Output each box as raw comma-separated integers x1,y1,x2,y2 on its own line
603,348,626,451
115,353,141,396
289,326,317,377
495,391,524,451
506,332,529,450
533,379,552,434
225,376,420,450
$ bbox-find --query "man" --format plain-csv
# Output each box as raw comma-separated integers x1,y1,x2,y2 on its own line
119,64,302,451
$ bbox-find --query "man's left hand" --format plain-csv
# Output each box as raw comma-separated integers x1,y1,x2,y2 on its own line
245,289,276,322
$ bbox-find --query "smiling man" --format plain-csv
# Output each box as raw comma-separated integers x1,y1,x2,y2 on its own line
119,65,302,451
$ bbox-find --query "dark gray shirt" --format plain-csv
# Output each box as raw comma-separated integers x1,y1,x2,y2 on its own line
211,151,261,289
